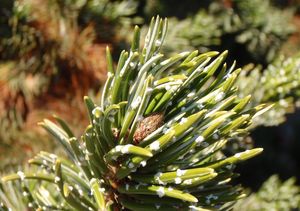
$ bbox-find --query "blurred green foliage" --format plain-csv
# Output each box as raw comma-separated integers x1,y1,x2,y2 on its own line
236,53,300,127
234,175,300,210
161,0,295,65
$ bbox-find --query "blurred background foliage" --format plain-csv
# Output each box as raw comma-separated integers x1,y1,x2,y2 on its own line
234,175,300,210
1,0,300,209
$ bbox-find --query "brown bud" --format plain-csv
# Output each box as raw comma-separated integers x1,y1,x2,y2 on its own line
133,112,164,144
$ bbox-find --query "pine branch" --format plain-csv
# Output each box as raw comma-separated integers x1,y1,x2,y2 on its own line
1,16,266,210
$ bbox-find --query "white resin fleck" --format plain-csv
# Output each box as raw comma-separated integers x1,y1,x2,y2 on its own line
234,152,242,158
176,169,187,176
140,161,147,167
156,187,165,198
215,92,225,101
155,172,162,179
129,62,135,68
184,179,192,185
17,171,25,180
78,189,84,196
150,141,160,151
155,40,162,46
49,154,57,159
121,145,132,154
165,84,171,91
174,177,182,184
195,136,204,144
92,107,102,118
131,96,142,109
213,133,219,140
40,189,50,197
179,118,188,125
189,205,200,211
187,91,195,98
115,145,122,152
128,162,135,168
